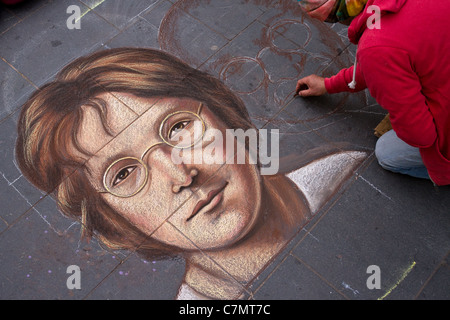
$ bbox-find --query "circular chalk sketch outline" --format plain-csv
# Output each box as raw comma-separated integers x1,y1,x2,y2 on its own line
157,0,357,124
266,19,312,54
218,56,267,95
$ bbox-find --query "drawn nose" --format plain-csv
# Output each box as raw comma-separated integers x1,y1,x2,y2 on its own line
172,168,198,194
143,145,199,194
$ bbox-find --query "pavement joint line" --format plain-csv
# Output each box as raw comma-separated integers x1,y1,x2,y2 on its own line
250,252,291,296
166,220,253,299
414,250,450,299
0,56,39,90
77,0,107,23
291,254,350,300
0,171,56,234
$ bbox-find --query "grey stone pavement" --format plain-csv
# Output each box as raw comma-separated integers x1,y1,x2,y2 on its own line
0,0,449,300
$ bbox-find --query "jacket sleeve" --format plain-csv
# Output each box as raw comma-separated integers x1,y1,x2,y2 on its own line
358,46,437,148
324,63,367,93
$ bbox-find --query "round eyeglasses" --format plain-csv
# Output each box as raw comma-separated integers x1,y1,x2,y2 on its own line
101,103,205,198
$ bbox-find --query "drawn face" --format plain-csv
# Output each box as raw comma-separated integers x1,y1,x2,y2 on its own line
76,93,262,251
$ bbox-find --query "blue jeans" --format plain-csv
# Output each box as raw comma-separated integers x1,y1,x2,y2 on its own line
375,130,430,180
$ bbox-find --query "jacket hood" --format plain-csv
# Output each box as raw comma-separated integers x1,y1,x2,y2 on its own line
348,0,407,44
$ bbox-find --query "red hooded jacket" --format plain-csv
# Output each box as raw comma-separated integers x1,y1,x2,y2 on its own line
324,0,450,186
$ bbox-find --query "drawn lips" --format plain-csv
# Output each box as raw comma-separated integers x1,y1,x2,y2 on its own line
187,182,228,222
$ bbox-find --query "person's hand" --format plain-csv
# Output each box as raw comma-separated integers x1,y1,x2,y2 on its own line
295,75,327,97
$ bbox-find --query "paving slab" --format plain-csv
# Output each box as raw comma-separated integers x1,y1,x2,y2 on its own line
0,0,119,87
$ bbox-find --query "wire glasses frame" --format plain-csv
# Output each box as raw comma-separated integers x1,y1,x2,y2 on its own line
101,103,205,198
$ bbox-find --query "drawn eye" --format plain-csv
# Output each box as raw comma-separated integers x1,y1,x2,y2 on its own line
168,120,190,140
113,166,137,186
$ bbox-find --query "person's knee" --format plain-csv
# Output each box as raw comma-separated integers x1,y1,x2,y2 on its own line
375,132,394,170
375,130,430,179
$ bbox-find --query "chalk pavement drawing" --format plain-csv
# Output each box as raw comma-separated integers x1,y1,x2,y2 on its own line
10,0,368,299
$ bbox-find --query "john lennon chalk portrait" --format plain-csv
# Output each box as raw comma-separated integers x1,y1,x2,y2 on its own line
15,47,366,299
